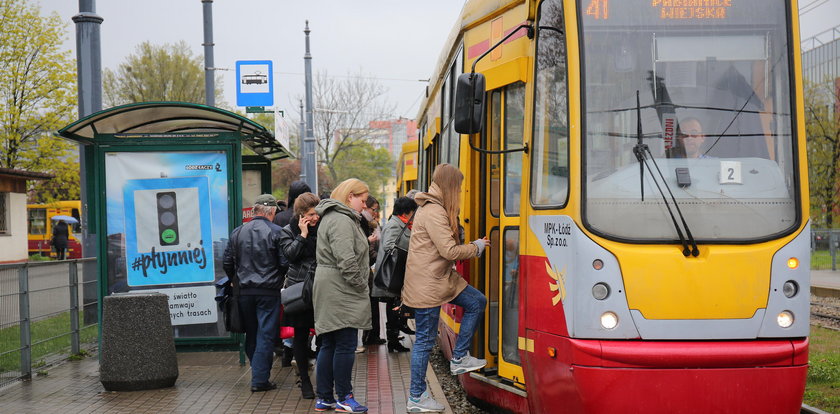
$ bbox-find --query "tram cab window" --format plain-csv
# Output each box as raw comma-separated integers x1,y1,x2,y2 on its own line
580,1,797,242
530,0,569,208
28,208,47,235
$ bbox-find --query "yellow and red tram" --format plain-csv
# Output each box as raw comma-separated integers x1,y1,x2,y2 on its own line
413,0,809,412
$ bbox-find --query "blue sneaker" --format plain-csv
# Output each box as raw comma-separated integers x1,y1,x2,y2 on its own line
315,398,336,411
336,393,368,413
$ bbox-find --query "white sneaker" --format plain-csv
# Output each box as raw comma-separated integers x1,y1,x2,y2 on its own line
406,390,445,412
450,354,486,375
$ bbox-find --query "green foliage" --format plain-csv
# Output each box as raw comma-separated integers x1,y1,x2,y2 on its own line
29,154,80,203
0,310,97,373
0,0,77,175
333,141,394,202
103,41,223,106
805,326,840,412
804,79,840,228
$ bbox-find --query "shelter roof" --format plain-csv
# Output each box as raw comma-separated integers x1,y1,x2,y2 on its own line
57,102,290,161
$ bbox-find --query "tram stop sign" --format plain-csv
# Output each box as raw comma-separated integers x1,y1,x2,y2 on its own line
236,60,274,107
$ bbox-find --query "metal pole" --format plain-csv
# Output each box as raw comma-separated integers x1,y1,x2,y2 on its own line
70,261,80,354
73,0,101,327
303,21,318,194
19,265,31,380
299,100,306,179
202,0,215,107
73,0,102,117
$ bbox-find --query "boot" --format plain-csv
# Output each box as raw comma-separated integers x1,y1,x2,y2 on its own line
388,342,410,353
299,369,315,399
281,345,294,367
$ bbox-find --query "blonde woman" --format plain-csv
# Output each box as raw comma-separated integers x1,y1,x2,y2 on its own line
312,178,372,413
402,164,489,413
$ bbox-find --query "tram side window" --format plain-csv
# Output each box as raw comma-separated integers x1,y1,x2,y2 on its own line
487,90,502,218
504,82,526,216
29,208,47,235
501,228,520,365
71,208,82,233
530,0,569,207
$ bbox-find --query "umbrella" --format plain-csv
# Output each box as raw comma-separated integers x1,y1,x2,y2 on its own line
51,215,79,224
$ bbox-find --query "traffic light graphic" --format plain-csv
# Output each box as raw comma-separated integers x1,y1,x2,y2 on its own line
156,191,179,246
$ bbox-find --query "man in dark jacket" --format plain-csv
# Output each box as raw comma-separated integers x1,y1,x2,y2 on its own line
223,194,285,392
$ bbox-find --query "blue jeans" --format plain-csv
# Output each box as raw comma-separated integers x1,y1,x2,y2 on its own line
316,327,357,400
409,285,486,397
239,295,282,387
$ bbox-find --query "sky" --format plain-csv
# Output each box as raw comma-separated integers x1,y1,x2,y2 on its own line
36,0,467,120
36,0,840,120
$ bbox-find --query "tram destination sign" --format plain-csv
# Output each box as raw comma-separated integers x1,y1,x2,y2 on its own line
582,0,779,25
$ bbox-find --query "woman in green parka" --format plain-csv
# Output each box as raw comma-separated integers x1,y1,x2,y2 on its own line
312,178,372,414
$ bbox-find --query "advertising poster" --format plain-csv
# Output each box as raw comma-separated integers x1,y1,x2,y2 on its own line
105,151,229,329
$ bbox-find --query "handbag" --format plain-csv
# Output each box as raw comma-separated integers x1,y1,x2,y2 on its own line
373,212,415,295
222,232,245,333
281,262,314,314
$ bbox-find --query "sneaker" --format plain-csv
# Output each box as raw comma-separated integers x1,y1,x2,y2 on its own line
336,393,368,413
315,398,336,411
406,390,445,412
450,354,487,375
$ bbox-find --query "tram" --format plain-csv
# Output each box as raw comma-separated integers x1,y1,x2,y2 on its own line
396,139,419,197
413,0,810,412
27,200,83,259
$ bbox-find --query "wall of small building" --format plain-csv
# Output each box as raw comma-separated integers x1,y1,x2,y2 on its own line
0,192,30,263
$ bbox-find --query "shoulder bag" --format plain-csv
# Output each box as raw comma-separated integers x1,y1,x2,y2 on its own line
373,212,415,295
281,261,314,314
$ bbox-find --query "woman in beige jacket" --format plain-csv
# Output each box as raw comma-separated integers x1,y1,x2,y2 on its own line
401,164,489,413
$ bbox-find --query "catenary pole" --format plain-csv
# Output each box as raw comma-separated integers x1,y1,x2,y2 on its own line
73,0,103,324
303,21,318,194
202,0,215,107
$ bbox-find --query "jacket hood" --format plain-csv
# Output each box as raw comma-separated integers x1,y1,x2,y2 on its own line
287,180,312,205
315,198,360,222
413,183,444,208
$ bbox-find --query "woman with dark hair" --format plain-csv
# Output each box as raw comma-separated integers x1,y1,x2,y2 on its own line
51,220,69,260
279,192,320,399
360,195,384,348
372,196,418,353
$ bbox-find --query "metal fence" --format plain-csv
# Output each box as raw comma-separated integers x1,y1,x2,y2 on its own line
812,229,840,271
0,258,98,389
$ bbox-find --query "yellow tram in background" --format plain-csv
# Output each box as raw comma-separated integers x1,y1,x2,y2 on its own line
409,0,810,412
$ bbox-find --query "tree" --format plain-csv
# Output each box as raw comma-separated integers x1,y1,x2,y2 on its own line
29,158,80,203
332,141,393,202
804,78,840,228
0,0,78,177
310,70,396,184
103,41,223,107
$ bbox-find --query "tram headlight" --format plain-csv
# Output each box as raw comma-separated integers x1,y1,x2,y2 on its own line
782,281,798,298
592,283,610,300
600,312,619,329
777,311,794,328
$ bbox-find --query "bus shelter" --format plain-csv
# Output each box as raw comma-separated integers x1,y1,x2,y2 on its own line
58,102,290,348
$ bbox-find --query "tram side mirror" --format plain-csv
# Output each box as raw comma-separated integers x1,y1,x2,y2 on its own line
454,73,486,134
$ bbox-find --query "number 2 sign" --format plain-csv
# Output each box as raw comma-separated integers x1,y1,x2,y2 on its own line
719,160,742,185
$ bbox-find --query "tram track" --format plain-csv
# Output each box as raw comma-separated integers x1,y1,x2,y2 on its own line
811,295,840,330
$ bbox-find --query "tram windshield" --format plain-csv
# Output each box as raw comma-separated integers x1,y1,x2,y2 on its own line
579,0,797,241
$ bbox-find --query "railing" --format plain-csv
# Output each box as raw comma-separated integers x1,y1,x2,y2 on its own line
0,258,98,389
812,229,840,271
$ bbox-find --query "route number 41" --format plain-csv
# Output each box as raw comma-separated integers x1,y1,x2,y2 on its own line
586,0,609,20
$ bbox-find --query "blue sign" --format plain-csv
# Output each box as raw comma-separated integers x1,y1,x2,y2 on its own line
236,60,274,107
123,176,215,287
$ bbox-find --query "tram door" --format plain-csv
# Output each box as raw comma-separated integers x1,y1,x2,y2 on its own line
481,82,526,384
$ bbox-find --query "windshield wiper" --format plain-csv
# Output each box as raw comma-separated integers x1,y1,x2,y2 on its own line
632,91,700,257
